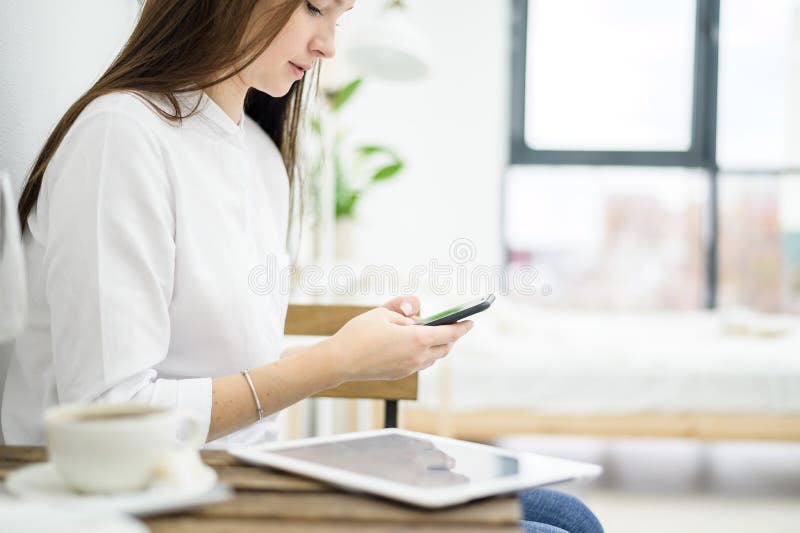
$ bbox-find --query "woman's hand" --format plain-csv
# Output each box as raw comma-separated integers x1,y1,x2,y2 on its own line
325,306,472,382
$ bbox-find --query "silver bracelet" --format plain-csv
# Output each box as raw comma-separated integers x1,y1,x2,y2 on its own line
241,369,264,421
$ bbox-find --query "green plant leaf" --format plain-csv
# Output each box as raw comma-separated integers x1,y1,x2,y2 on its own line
357,144,393,157
330,78,363,112
334,155,356,219
371,162,404,182
336,188,360,218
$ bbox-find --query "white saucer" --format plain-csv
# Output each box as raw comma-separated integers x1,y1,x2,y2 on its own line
0,500,149,533
5,457,231,517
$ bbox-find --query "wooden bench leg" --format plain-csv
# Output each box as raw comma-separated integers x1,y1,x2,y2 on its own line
384,400,398,428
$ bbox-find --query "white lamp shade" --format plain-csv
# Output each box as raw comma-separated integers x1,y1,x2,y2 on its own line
346,6,432,81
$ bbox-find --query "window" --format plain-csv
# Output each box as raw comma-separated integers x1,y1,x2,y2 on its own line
718,174,800,312
715,0,800,312
507,0,799,311
511,0,718,167
716,0,798,170
505,167,707,309
525,0,697,152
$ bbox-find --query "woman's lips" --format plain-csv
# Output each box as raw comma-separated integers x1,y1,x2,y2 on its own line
289,62,307,79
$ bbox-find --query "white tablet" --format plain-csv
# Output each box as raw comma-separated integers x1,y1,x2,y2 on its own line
230,428,602,508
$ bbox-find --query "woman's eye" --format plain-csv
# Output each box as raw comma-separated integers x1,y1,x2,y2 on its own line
306,1,322,16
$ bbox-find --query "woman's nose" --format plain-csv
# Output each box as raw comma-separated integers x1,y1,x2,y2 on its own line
311,28,336,59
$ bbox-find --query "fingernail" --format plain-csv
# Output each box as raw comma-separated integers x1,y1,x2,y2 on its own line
401,302,413,316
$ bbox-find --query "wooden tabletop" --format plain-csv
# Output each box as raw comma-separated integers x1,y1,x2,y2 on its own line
0,446,521,532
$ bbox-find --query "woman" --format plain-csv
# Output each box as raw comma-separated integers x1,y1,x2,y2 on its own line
4,1,602,531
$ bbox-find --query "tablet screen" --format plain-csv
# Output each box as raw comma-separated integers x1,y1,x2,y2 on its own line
271,433,519,488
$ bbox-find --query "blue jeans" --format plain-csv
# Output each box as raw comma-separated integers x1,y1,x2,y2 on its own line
518,488,604,533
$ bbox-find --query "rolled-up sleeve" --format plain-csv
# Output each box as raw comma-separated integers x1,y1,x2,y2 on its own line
43,108,211,439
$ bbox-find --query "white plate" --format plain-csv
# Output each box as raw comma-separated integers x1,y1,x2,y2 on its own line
5,459,231,517
0,501,149,533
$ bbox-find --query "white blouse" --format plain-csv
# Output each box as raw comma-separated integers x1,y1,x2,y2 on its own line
2,91,291,447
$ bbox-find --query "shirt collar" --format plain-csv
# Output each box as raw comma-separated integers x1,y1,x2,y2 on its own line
197,91,246,138
170,90,244,138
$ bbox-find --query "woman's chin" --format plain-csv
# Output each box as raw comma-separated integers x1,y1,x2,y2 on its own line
254,80,295,98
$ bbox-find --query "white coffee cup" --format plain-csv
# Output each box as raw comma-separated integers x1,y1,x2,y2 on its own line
44,403,206,494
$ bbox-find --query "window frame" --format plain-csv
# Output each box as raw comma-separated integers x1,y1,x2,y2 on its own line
509,0,720,167
506,0,722,307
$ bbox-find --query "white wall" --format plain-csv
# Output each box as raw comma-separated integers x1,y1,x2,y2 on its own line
0,0,140,192
326,1,511,284
0,0,140,443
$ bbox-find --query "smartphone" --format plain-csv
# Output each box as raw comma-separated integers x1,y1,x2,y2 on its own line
415,294,495,326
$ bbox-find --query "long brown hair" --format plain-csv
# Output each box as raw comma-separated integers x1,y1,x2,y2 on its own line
17,0,314,240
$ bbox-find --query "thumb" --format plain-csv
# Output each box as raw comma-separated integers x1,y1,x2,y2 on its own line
382,295,421,317
387,310,416,326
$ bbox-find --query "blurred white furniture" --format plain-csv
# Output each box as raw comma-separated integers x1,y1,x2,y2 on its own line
405,302,800,441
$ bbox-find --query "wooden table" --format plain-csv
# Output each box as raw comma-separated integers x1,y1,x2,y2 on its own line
0,446,521,532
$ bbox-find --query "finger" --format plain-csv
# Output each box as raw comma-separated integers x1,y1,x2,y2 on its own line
385,308,415,326
405,295,421,316
426,320,473,344
419,359,437,371
426,342,453,359
382,295,421,317
428,342,453,354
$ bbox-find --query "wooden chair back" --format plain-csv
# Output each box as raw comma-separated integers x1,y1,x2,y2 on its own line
283,304,418,402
